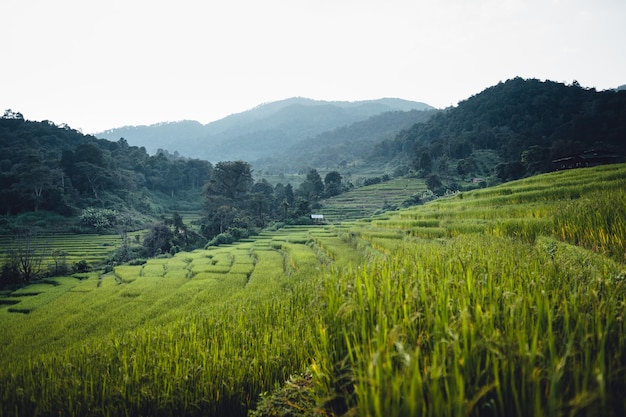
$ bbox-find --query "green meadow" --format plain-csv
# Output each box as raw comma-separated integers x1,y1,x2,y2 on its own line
1,164,626,416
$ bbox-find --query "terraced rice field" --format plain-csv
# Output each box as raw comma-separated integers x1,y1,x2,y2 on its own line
1,164,626,417
320,177,428,221
0,233,122,268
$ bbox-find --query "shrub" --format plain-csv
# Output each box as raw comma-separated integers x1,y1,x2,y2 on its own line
80,208,117,232
207,232,234,247
73,260,91,273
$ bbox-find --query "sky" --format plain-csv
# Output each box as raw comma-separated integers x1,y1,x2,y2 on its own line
2,0,625,134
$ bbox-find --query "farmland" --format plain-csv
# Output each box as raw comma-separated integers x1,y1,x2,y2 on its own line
319,177,429,222
1,164,626,416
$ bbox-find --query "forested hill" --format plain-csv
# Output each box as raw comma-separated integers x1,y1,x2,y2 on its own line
96,97,433,163
0,112,212,219
255,108,438,172
370,78,626,180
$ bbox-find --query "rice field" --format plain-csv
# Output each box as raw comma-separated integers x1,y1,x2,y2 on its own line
1,164,626,416
0,233,122,270
320,177,428,222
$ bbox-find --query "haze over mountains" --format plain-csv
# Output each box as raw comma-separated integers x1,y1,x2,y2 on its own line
97,98,434,164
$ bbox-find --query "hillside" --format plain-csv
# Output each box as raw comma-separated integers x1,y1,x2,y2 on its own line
0,112,211,224
96,98,433,163
369,77,626,182
1,163,625,416
255,109,437,172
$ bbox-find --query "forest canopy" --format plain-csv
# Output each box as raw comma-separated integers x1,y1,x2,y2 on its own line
370,78,626,180
0,112,212,218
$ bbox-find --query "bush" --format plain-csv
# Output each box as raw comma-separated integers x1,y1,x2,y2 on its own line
0,261,21,287
229,227,250,239
206,232,234,247
80,208,117,232
73,260,91,273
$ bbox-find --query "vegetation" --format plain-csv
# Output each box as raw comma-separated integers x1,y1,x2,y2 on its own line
0,163,625,416
370,78,626,183
97,98,433,164
0,111,211,221
2,78,626,416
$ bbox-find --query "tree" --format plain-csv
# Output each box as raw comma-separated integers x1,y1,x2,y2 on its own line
185,159,212,189
164,162,184,197
214,205,237,234
7,232,46,285
13,160,59,211
456,158,478,177
494,161,526,181
521,145,551,174
425,174,443,193
298,169,324,200
324,171,343,197
142,223,175,257
2,109,24,120
206,161,253,200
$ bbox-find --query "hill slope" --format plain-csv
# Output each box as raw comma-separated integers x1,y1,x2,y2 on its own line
0,114,211,220
255,108,437,172
369,77,626,180
1,164,625,416
96,98,433,163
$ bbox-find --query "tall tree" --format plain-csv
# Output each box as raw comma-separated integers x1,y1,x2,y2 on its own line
205,161,253,201
324,171,343,197
298,169,324,200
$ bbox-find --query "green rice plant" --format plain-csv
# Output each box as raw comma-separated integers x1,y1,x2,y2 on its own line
0,227,327,416
113,265,143,283
315,234,626,417
140,259,170,277
490,218,552,243
553,188,626,262
192,271,227,281
2,165,626,417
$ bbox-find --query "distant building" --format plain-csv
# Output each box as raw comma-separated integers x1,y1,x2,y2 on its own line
552,150,623,170
310,214,324,223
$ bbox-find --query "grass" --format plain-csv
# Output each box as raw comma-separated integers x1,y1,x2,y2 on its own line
1,164,626,416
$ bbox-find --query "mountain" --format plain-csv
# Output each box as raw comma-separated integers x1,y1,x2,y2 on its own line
369,77,626,180
255,109,438,172
96,98,433,163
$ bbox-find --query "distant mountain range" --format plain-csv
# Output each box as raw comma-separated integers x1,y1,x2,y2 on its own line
96,98,434,164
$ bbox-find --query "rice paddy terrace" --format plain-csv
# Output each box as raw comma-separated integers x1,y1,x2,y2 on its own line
0,233,122,268
320,177,428,222
1,164,626,417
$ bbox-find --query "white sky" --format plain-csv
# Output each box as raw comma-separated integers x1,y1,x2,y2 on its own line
2,0,625,134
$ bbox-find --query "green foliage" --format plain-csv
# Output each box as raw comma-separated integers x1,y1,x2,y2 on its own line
297,169,325,200
0,116,211,218
207,232,234,247
371,78,626,182
80,207,118,232
142,213,206,257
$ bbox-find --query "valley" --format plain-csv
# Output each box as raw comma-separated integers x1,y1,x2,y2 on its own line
1,164,625,416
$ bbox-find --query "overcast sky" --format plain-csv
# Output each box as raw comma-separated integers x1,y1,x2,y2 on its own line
2,0,625,133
